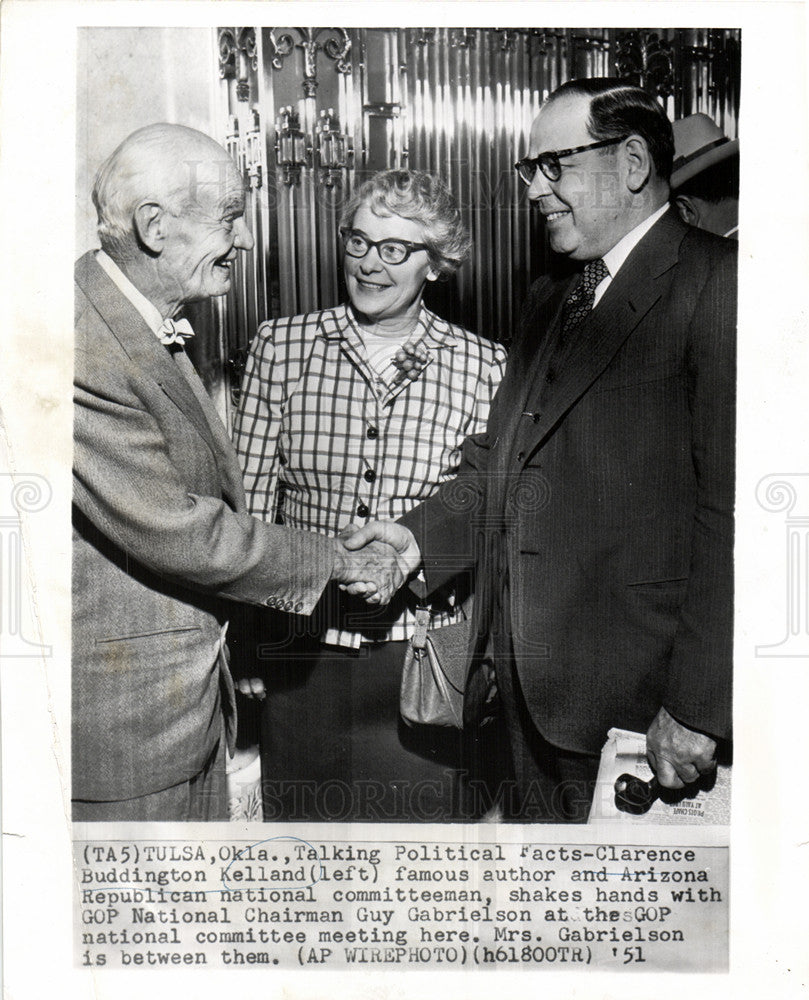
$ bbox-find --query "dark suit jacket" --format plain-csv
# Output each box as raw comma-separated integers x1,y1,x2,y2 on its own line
73,251,335,802
401,209,736,754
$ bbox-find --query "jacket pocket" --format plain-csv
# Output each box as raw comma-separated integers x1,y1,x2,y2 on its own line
592,364,682,394
624,579,687,643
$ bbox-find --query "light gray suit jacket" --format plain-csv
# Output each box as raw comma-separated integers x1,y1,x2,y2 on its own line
73,251,334,802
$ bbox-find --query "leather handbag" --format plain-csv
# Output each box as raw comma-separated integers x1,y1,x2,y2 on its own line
399,606,472,728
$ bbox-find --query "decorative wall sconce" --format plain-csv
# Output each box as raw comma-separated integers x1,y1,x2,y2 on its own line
268,27,352,100
224,114,240,168
224,111,263,190
316,109,352,187
275,106,310,186
615,30,675,98
218,27,258,102
245,108,263,190
450,28,477,49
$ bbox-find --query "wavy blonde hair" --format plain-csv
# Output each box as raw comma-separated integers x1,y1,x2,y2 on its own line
340,170,471,278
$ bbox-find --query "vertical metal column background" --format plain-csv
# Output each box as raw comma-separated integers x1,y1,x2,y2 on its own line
212,26,741,416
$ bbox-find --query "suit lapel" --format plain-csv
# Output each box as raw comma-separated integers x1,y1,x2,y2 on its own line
521,273,578,383
171,349,247,511
496,276,573,455
512,209,685,464
75,252,224,462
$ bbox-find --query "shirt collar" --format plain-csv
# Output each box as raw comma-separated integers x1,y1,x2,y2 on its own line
601,202,670,281
95,250,166,339
419,308,457,350
319,302,457,349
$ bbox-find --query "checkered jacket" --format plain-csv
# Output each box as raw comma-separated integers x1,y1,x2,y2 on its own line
234,302,507,645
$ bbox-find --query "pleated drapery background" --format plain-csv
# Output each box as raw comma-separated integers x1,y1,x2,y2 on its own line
210,27,741,415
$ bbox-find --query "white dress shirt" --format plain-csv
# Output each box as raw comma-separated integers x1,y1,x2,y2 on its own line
593,202,670,306
95,250,167,337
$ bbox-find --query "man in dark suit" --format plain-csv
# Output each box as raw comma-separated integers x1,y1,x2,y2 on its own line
73,123,405,821
346,79,736,821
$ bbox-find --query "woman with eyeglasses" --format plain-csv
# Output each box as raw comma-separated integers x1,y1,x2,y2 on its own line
233,169,506,822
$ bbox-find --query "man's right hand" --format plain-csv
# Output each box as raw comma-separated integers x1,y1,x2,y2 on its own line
330,534,409,606
331,521,422,604
342,521,422,591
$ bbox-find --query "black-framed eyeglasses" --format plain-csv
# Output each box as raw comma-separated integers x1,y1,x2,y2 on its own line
515,135,630,185
339,228,429,265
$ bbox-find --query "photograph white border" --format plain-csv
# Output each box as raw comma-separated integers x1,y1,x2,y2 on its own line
1,2,807,998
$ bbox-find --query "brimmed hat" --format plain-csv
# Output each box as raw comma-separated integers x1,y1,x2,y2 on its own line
670,113,739,190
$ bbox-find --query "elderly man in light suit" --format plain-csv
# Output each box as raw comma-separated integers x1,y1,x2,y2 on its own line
73,123,402,822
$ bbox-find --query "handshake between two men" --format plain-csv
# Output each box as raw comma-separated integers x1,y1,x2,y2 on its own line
331,521,420,604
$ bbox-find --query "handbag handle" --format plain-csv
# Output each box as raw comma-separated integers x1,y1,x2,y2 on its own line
412,607,431,650
413,599,470,649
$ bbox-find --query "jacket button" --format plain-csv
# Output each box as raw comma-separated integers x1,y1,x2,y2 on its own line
363,469,376,482
284,600,294,611
366,426,378,439
264,596,276,608
516,451,525,462
532,411,541,423
545,368,555,384
357,502,370,518
294,601,303,613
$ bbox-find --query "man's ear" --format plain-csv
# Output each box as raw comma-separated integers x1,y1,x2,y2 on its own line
674,194,701,228
623,135,653,193
133,201,167,254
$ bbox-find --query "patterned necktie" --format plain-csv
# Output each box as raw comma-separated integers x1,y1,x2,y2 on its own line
558,258,610,341
533,257,610,406
158,317,195,346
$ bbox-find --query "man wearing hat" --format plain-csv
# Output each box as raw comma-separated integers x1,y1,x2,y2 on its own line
671,113,739,239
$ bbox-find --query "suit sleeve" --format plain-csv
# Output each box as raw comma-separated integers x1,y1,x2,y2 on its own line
73,344,335,614
664,246,737,740
398,434,491,594
399,342,511,594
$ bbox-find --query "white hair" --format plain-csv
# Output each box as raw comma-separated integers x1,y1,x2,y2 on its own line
92,123,232,255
